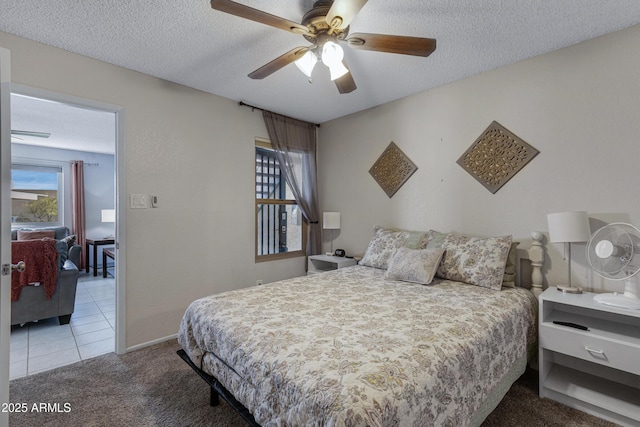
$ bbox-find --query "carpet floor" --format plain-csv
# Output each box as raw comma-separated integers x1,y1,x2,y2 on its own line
9,339,618,426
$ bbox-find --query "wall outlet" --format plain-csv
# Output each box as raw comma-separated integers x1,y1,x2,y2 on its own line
256,279,263,286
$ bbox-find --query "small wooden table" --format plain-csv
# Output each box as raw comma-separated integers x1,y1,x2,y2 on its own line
102,248,115,278
86,238,115,276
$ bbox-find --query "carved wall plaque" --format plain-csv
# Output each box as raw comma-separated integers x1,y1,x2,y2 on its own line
457,121,539,194
369,142,418,198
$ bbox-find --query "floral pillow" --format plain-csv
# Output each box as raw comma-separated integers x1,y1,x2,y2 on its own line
359,226,409,270
385,247,445,285
434,233,513,291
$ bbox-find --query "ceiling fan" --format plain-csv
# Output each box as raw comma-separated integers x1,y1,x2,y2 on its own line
210,0,437,94
11,130,51,142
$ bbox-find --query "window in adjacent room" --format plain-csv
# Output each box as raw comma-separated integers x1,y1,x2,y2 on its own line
11,163,63,226
255,139,305,261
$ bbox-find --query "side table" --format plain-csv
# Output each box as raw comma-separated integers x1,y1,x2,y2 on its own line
86,238,115,276
539,286,640,426
103,247,116,278
307,254,356,275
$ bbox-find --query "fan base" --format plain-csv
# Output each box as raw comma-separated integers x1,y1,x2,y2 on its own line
594,293,640,310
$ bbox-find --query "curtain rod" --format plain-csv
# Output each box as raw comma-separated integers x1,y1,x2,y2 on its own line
239,101,320,128
13,156,98,167
70,161,99,166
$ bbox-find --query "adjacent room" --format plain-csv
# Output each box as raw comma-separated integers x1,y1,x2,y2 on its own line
9,93,117,379
1,1,640,426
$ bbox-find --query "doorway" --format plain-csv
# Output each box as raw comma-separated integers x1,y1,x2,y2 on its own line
7,86,125,378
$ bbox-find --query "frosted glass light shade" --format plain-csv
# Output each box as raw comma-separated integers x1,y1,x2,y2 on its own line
323,212,341,230
322,42,348,81
547,211,590,242
322,41,342,65
295,51,317,78
328,62,348,80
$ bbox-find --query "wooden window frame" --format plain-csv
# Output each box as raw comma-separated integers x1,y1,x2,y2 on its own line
255,139,306,263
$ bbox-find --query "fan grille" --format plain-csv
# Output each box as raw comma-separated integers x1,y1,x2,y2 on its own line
587,222,640,280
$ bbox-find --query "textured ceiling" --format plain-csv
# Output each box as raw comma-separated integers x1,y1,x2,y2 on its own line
11,93,117,155
2,0,640,130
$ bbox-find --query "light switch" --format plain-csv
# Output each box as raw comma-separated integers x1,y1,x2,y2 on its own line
130,194,148,209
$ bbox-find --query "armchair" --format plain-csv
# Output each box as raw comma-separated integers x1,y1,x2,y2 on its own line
11,260,79,326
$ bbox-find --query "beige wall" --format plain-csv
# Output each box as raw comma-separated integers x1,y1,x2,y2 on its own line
318,24,640,293
0,32,306,349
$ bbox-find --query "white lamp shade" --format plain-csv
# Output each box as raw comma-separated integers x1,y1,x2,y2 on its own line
295,50,317,78
321,41,343,66
101,209,115,223
547,211,590,243
321,42,348,81
323,212,341,230
327,61,349,81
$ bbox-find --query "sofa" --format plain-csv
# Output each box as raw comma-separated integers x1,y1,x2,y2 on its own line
11,226,81,326
11,226,81,267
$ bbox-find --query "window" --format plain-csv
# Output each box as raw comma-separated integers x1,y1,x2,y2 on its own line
255,140,305,261
11,163,63,226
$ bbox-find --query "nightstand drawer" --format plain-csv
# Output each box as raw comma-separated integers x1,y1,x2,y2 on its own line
541,324,640,375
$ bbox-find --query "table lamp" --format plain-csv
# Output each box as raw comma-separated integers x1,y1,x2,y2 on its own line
547,211,591,293
323,212,341,255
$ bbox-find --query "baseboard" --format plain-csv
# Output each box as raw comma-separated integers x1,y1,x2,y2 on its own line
125,333,178,353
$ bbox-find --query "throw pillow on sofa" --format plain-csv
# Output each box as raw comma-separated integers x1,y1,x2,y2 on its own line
17,230,55,240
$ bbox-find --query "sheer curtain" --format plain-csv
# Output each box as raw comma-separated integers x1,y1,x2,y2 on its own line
262,111,321,256
70,160,86,269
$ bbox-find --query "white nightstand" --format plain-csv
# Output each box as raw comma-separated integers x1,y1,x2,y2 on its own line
538,287,640,426
307,254,356,275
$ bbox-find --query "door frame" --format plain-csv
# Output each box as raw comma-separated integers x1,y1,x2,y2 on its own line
0,46,12,427
10,83,126,355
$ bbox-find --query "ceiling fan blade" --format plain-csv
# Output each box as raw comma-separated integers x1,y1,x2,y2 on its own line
334,61,356,94
326,0,368,30
11,130,51,138
347,33,436,57
210,0,312,36
248,47,310,79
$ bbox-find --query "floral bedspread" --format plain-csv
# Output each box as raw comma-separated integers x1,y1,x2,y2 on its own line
179,265,537,427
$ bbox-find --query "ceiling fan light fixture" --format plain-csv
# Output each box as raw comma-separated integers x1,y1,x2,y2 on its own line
294,50,317,78
327,61,349,81
321,41,343,66
321,41,348,80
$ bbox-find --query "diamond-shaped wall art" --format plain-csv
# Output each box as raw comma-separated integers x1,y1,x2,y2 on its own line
369,142,418,198
457,121,539,194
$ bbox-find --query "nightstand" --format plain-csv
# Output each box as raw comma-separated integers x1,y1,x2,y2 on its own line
538,287,640,426
307,254,356,275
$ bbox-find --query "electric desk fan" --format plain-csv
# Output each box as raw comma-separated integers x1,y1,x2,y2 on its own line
586,222,640,309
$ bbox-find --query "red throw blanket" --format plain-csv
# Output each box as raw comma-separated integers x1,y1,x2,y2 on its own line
11,239,59,301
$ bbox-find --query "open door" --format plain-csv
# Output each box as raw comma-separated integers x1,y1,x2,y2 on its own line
0,46,12,427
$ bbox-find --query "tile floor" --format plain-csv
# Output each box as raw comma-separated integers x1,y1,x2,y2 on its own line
9,273,116,379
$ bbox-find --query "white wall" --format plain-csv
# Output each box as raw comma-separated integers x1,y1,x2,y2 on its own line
0,32,306,349
318,24,640,294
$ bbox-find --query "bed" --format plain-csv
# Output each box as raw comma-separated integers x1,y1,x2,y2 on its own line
178,228,545,426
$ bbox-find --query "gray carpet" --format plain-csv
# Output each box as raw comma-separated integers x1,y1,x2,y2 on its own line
9,339,618,427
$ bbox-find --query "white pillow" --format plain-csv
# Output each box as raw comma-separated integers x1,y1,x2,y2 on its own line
385,247,445,285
